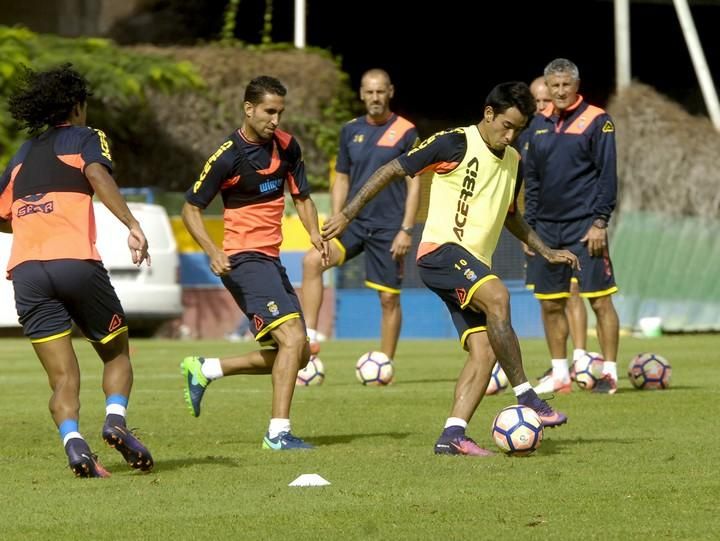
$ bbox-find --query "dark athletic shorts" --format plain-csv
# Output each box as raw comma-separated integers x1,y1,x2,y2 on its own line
335,220,403,294
12,259,127,343
417,243,498,350
222,252,302,346
532,217,618,299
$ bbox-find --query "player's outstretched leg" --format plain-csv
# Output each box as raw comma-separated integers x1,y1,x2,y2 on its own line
181,356,210,417
65,439,111,478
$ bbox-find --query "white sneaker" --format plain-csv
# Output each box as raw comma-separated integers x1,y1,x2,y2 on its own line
534,372,572,394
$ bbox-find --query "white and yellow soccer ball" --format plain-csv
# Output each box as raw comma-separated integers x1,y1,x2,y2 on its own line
571,351,605,390
296,355,325,386
628,352,671,389
355,351,394,386
485,362,509,395
491,405,544,456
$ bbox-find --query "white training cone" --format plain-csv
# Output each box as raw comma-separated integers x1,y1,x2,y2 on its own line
288,473,331,487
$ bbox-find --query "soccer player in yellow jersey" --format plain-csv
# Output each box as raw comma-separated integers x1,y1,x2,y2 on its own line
323,82,578,456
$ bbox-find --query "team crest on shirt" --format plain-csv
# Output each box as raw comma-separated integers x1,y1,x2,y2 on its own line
266,301,280,316
387,130,396,141
353,134,364,143
463,269,477,282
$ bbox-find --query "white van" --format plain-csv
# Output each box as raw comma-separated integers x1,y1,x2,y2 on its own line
93,201,182,333
0,233,18,328
0,201,182,334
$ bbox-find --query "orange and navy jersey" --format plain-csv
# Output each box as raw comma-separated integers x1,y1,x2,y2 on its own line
0,125,112,275
524,95,617,226
397,126,522,268
337,113,418,228
186,128,308,258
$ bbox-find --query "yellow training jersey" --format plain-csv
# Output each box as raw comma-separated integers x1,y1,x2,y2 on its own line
398,125,521,267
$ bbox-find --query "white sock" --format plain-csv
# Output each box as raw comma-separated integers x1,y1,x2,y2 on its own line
603,361,617,380
201,358,223,380
552,358,570,380
513,382,532,396
444,417,467,429
307,328,318,342
268,418,291,438
572,348,587,362
105,404,126,417
62,432,83,447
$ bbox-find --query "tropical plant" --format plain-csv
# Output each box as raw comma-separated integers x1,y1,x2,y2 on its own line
0,25,204,167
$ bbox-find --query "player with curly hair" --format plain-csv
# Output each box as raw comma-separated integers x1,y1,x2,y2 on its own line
0,64,154,477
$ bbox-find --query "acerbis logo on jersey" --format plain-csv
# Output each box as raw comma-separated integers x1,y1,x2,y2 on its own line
453,157,479,241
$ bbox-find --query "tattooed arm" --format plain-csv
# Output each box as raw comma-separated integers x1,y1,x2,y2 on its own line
322,158,406,240
505,211,580,269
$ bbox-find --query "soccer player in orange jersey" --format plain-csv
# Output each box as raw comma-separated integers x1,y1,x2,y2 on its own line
0,65,154,477
180,76,328,450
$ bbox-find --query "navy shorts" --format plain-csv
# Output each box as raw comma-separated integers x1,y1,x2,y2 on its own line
335,221,403,294
524,253,535,289
417,244,498,349
525,253,580,291
533,217,618,299
12,259,127,343
222,252,303,346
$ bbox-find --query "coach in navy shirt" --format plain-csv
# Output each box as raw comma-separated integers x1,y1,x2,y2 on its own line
524,58,621,395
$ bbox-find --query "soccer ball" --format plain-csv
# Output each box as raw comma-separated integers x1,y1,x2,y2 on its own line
355,351,394,386
296,355,325,386
572,351,604,390
628,352,671,389
491,405,544,456
485,362,508,395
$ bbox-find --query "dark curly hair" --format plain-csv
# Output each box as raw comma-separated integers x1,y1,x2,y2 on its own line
8,63,91,134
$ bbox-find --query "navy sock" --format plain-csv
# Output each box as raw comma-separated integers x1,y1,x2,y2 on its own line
105,413,126,428
441,425,465,437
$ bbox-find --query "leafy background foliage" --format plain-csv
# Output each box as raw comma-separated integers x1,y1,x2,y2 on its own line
0,22,357,191
0,25,203,168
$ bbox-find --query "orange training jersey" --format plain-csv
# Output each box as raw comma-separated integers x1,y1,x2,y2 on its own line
0,125,113,276
186,128,309,258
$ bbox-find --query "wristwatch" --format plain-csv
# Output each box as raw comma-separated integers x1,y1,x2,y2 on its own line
593,218,608,229
400,225,414,235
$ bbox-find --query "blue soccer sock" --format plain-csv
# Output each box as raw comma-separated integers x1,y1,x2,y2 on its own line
59,419,83,447
105,394,128,426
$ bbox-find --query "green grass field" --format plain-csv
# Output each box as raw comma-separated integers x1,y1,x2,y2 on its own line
1,335,718,540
